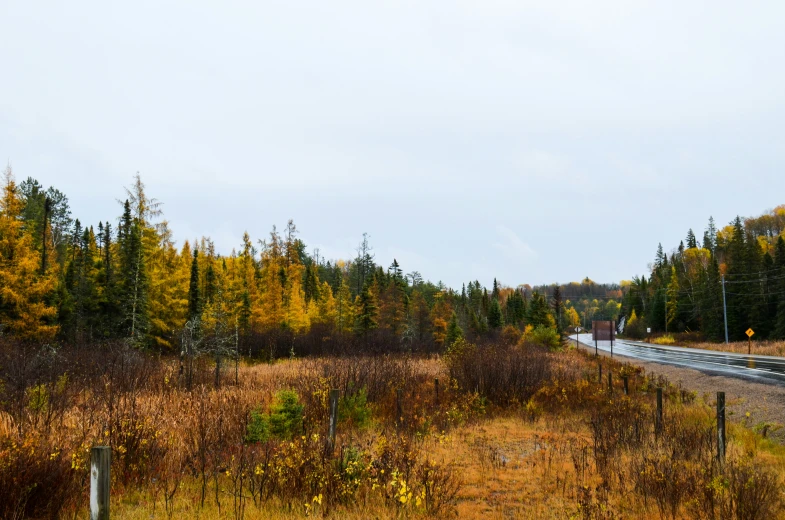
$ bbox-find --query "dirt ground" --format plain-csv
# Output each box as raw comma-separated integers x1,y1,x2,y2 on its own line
575,342,785,443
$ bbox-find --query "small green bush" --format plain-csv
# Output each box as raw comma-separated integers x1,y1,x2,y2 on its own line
246,389,304,443
339,387,371,429
527,325,560,349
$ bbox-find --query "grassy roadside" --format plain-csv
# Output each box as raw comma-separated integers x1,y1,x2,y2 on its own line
627,335,785,357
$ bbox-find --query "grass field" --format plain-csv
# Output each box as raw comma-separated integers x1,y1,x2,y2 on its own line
2,335,785,519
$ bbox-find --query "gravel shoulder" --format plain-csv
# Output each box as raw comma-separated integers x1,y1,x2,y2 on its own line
574,341,785,443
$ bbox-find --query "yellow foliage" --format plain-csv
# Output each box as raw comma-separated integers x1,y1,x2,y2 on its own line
0,168,58,339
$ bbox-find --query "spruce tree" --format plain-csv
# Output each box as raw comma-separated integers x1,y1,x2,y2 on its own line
701,255,724,341
354,284,378,336
724,217,748,341
445,312,463,346
666,266,680,331
551,286,563,332
188,249,201,321
706,216,718,254
488,298,503,329
119,216,148,342
527,292,553,328
686,229,697,249
772,237,785,339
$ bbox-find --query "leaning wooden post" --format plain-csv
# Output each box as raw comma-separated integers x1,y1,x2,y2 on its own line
598,363,602,384
717,391,726,463
622,376,629,396
396,389,403,429
434,378,440,406
90,446,111,520
655,387,663,437
327,389,339,455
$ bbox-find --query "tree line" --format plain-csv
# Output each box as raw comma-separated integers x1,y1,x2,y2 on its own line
622,207,785,341
1,168,573,354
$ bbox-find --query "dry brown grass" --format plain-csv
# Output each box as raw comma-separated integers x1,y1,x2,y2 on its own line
3,341,785,519
677,340,785,357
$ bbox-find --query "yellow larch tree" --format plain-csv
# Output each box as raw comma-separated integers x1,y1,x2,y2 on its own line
310,281,337,327
258,227,286,330
0,167,58,339
335,279,356,334
285,261,310,333
147,224,189,349
430,291,452,348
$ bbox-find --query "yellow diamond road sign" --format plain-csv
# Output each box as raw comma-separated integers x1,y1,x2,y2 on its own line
746,328,755,337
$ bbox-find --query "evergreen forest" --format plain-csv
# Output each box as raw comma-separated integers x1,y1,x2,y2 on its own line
621,207,785,341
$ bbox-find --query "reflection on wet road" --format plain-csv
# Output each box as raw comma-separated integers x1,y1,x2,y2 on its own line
570,334,785,386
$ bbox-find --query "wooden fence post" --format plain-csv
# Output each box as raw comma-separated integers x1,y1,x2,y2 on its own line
598,363,602,383
327,389,339,455
90,446,111,520
434,378,440,406
656,387,663,437
396,389,404,429
717,391,726,463
622,376,629,396
607,372,612,393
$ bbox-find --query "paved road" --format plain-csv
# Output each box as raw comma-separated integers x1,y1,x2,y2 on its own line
570,334,785,386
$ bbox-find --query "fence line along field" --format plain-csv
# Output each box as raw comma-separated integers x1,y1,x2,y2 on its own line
2,328,785,519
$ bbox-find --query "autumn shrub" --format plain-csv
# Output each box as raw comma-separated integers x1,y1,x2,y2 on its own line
624,311,647,340
686,457,783,519
0,433,82,519
522,324,561,349
446,338,553,407
652,334,676,345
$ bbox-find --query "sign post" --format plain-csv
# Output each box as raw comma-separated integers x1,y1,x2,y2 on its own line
647,327,651,343
575,326,581,350
746,328,755,355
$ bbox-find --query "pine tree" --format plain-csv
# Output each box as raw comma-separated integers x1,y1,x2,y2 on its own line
354,284,378,336
666,266,680,331
724,217,748,341
655,243,666,268
698,254,722,340
119,213,148,342
487,298,503,329
772,237,785,339
445,311,463,346
551,286,563,332
527,292,555,329
188,249,201,321
686,229,697,249
706,217,718,254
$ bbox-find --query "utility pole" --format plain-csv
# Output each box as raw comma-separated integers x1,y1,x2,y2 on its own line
721,274,729,344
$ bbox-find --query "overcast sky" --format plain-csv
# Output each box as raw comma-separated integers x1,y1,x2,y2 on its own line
2,1,784,289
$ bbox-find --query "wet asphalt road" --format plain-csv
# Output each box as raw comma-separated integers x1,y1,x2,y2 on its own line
570,334,785,386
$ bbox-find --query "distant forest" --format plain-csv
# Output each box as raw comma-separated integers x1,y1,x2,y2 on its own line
621,206,785,341
0,168,626,356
